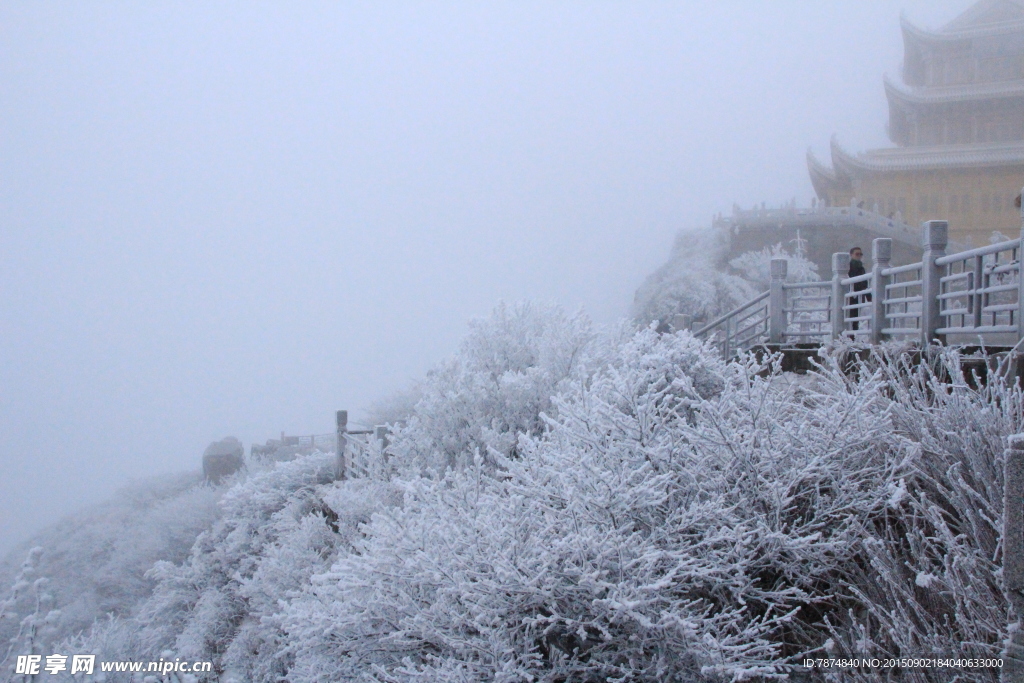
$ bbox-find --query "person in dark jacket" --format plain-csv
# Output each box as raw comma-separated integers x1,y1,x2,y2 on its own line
848,247,870,332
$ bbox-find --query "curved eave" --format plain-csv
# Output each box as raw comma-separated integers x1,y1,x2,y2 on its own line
831,137,1024,174
830,137,868,179
901,14,968,45
884,73,1024,107
900,12,1024,43
806,148,840,199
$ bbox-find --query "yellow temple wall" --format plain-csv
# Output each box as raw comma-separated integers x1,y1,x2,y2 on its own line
911,107,1024,145
827,166,1024,245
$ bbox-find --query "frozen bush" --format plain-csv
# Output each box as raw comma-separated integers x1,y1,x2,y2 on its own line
0,473,221,664
282,336,1016,682
134,453,398,682
388,301,594,476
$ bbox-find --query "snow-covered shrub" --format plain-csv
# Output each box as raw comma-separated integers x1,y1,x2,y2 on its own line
282,335,1017,682
632,229,755,327
279,332,823,679
813,346,1015,680
633,228,821,329
388,301,594,476
728,241,819,289
363,384,424,428
0,547,62,681
0,472,221,664
133,452,399,682
48,616,147,683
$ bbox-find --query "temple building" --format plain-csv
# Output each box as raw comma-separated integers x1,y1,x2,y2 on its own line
808,0,1024,246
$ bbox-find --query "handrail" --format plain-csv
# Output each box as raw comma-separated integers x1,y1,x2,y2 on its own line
841,272,873,286
935,238,1020,266
782,280,828,290
692,221,1023,356
692,290,769,337
882,262,923,276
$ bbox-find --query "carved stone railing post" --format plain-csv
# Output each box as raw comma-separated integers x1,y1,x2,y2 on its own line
335,410,348,480
768,258,787,344
831,252,850,340
871,238,892,345
921,220,948,346
1003,434,1024,680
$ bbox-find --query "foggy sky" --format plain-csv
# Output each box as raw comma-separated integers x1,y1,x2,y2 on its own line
0,1,971,554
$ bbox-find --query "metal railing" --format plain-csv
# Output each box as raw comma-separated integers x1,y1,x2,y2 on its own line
880,262,923,338
692,291,770,357
694,218,1024,358
841,272,874,343
936,238,1022,336
782,280,832,342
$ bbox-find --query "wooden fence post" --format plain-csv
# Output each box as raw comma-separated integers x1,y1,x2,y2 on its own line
375,425,390,469
831,252,850,340
374,425,389,449
768,258,787,343
870,238,892,345
335,410,348,480
1003,434,1024,680
920,220,948,346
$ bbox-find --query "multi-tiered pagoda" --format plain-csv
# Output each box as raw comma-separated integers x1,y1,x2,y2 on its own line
809,0,1024,246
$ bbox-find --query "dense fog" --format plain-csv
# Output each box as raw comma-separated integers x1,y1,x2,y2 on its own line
0,2,969,555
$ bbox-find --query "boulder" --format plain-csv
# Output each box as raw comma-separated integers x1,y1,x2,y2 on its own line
202,437,245,483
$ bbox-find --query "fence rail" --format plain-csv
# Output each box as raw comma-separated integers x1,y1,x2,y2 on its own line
935,238,1022,337
781,280,831,342
692,291,770,357
250,432,338,458
334,410,391,481
693,218,1024,358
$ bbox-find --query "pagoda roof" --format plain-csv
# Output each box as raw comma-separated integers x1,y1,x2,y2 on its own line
944,0,1024,32
806,148,835,181
883,73,1024,106
830,135,1024,174
901,0,1024,43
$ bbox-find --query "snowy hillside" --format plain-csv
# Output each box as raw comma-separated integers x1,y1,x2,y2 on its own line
0,474,223,672
2,302,1016,682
